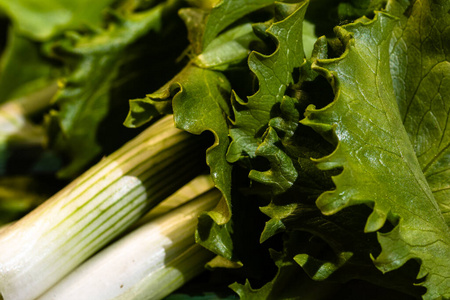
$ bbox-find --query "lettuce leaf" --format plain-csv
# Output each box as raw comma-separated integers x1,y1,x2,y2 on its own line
119,0,450,297
127,64,235,258
301,11,450,299
387,0,450,225
227,1,307,165
125,0,280,261
222,0,450,298
46,0,185,178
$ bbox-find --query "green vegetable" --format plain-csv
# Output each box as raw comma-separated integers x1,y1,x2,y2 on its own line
0,83,58,174
387,0,450,225
302,11,450,299
0,0,115,40
0,116,207,300
45,0,187,178
38,188,220,300
0,0,449,299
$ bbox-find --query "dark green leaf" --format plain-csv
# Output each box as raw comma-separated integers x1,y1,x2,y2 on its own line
47,0,184,178
127,65,234,257
227,1,307,165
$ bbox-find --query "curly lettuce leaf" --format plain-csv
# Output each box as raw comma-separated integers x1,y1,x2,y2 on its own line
247,58,423,297
238,10,334,207
46,0,184,178
231,231,403,300
387,0,450,224
230,252,311,300
227,1,307,165
301,12,450,299
242,59,422,297
125,0,288,261
242,1,450,297
170,66,233,229
126,64,234,258
246,40,337,196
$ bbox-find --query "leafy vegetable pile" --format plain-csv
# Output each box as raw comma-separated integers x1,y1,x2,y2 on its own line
0,0,449,299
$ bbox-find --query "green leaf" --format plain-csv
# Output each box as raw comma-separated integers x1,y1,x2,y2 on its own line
303,0,386,39
196,213,234,260
247,58,337,203
0,28,59,103
387,0,450,225
249,78,336,196
249,125,298,195
301,12,450,299
171,66,232,226
127,65,234,258
201,0,276,49
227,1,307,164
279,203,423,296
337,0,386,21
256,121,422,295
0,0,115,40
178,7,209,55
47,1,183,178
194,22,259,71
302,19,317,58
230,234,342,300
229,279,272,299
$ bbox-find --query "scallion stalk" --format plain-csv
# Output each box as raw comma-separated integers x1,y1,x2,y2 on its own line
38,189,220,300
0,115,207,300
135,174,214,223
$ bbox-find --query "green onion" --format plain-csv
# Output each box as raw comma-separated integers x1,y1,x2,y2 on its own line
0,115,207,300
135,174,214,223
38,189,220,300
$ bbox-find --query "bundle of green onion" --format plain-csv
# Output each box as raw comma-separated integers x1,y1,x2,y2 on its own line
0,116,215,300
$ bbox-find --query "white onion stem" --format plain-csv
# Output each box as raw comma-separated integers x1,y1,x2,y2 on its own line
39,189,220,300
0,115,206,300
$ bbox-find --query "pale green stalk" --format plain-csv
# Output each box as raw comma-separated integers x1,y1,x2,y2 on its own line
38,189,220,300
0,115,206,300
137,174,214,222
